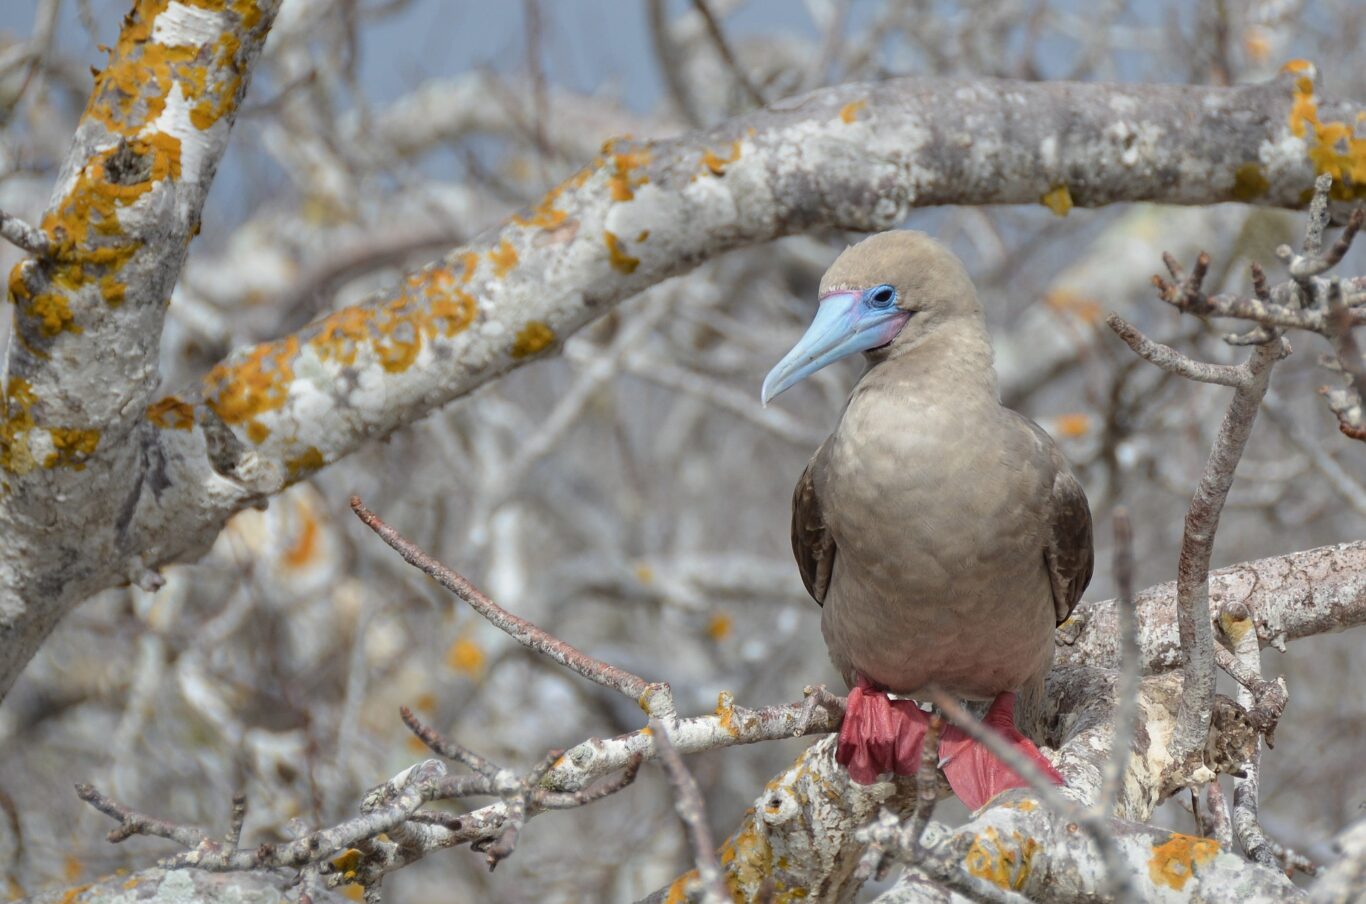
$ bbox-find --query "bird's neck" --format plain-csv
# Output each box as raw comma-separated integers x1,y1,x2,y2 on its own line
860,319,999,403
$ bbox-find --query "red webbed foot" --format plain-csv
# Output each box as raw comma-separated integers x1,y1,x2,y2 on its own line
938,691,1064,810
836,676,930,784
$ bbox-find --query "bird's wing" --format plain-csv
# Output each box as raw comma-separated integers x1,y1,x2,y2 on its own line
1013,414,1095,625
791,437,837,607
1044,463,1094,625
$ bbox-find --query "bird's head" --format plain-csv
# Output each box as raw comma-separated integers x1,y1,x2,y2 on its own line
761,230,982,405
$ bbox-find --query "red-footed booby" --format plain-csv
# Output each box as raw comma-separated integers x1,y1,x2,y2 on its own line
763,231,1093,809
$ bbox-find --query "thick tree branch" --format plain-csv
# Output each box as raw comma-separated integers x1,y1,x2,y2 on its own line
0,0,282,694
1056,539,1366,672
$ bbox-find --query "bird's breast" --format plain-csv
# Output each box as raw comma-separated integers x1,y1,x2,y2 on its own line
819,390,1056,697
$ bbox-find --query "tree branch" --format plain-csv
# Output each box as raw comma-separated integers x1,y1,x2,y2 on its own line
0,0,283,696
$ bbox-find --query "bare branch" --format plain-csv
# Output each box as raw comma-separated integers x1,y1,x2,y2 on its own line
1226,601,1316,876
350,497,675,717
400,705,502,780
649,718,728,904
1100,508,1140,818
908,713,945,849
691,0,767,107
0,207,50,256
647,0,704,127
1117,235,1294,772
75,782,210,848
1057,539,1366,672
1107,314,1248,387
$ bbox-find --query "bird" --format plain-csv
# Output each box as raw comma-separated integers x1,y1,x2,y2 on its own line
761,230,1093,809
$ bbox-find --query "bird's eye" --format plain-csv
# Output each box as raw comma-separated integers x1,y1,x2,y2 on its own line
867,285,896,309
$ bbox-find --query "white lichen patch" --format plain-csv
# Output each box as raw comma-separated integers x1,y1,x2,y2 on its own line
151,1,226,45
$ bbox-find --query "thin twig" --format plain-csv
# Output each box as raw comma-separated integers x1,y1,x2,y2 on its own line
1204,782,1233,847
400,705,502,779
650,718,728,904
0,207,49,256
1150,245,1288,766
1099,508,1139,818
1107,315,1247,387
226,793,247,852
351,497,674,716
75,783,210,847
1226,602,1317,876
908,713,945,847
691,0,767,107
647,0,704,126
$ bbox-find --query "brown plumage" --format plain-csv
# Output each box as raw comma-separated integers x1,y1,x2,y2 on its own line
771,230,1093,796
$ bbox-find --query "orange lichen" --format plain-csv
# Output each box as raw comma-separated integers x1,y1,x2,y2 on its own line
718,813,774,897
1288,69,1366,197
1243,28,1270,63
246,421,270,443
413,692,437,713
446,636,485,676
1231,162,1270,201
488,239,518,278
57,884,91,904
22,135,183,335
1148,833,1219,891
1054,413,1090,439
964,828,1040,891
189,30,246,131
1218,608,1255,644
839,99,867,123
603,139,651,201
701,140,742,176
27,292,82,336
330,849,363,877
1040,184,1073,217
86,0,261,138
662,870,697,904
204,335,298,438
715,691,739,736
44,427,101,470
283,508,319,569
309,306,371,367
604,231,640,274
306,269,476,375
147,396,194,430
512,185,569,229
285,446,325,480
0,377,38,475
707,612,732,641
1044,288,1102,324
460,250,479,283
510,321,555,358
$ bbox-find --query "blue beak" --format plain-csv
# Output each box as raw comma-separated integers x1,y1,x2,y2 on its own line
761,291,910,405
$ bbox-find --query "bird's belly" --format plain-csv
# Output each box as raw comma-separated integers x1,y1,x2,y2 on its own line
819,462,1057,698
821,562,1056,699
